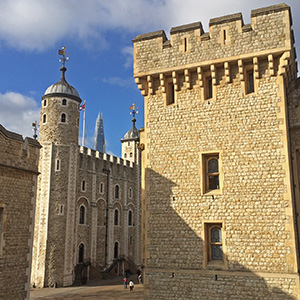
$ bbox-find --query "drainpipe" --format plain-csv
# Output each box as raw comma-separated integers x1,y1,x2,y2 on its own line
103,168,110,267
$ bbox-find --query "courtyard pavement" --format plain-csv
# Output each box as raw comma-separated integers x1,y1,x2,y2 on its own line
30,277,143,300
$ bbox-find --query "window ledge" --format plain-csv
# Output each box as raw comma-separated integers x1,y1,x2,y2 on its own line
206,260,227,270
203,189,222,196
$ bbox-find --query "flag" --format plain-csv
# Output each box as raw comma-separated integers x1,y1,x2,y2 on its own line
80,100,86,111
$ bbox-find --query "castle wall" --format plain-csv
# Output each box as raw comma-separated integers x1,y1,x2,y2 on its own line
135,4,300,300
0,125,40,300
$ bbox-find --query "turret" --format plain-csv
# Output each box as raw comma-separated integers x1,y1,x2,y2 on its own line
121,103,140,164
39,47,82,145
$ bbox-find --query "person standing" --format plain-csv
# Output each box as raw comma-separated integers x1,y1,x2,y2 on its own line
123,277,127,289
129,280,134,292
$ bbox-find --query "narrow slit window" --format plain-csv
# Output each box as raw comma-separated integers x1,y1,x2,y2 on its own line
79,205,85,224
205,76,213,100
247,71,254,94
56,159,60,171
184,37,187,52
223,30,227,45
167,82,175,105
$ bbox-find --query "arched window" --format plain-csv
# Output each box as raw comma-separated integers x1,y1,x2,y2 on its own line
42,114,46,123
130,152,133,158
78,243,84,263
206,157,219,192
62,99,67,106
128,210,133,226
43,99,47,107
209,226,222,261
79,205,85,224
114,209,119,226
114,185,119,199
61,113,66,123
124,153,127,158
114,241,119,259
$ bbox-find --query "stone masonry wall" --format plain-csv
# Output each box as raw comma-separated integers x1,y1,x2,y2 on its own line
0,125,40,300
135,4,300,300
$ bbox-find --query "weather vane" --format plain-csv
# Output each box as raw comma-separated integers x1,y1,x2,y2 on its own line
32,120,39,140
58,46,70,68
130,103,138,119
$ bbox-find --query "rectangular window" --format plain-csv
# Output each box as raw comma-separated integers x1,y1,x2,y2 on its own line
0,207,4,254
167,81,175,105
82,180,86,192
204,223,224,265
203,153,219,193
246,70,254,94
58,204,64,215
183,37,187,52
204,75,213,100
56,159,60,171
223,30,227,45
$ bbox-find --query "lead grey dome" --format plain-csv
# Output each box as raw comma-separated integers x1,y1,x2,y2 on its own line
43,67,81,102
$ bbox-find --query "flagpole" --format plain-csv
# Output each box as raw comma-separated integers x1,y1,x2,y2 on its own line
82,102,86,147
82,100,86,147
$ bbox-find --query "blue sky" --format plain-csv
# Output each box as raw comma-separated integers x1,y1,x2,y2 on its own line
1,0,299,157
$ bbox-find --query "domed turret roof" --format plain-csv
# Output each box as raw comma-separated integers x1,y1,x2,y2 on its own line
121,115,140,142
43,67,81,102
122,126,140,141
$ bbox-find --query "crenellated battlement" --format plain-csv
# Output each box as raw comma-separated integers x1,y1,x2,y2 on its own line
133,4,296,97
0,124,40,173
79,146,133,168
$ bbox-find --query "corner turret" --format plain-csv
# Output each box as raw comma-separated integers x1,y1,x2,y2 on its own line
39,47,82,145
121,103,140,164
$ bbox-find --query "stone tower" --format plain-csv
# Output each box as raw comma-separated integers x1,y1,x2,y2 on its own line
134,4,300,299
31,48,142,288
31,49,82,287
121,104,140,164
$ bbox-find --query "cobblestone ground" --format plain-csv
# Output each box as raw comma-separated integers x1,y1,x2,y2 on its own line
30,277,143,300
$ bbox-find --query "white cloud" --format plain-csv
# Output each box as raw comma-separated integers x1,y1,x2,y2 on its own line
102,77,135,87
0,92,40,138
0,0,299,52
122,46,133,69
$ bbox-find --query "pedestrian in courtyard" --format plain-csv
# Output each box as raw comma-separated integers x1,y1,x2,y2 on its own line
123,277,127,289
129,280,134,292
138,274,142,284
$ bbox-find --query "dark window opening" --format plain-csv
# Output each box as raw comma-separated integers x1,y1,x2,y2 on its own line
114,242,119,259
128,210,133,226
61,113,66,123
209,225,223,261
79,243,84,263
114,209,119,226
247,71,254,94
115,185,119,199
79,205,85,224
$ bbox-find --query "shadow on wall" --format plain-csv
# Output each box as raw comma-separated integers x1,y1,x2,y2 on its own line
144,168,297,300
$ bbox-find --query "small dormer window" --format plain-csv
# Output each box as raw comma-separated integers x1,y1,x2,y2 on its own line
62,99,67,106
